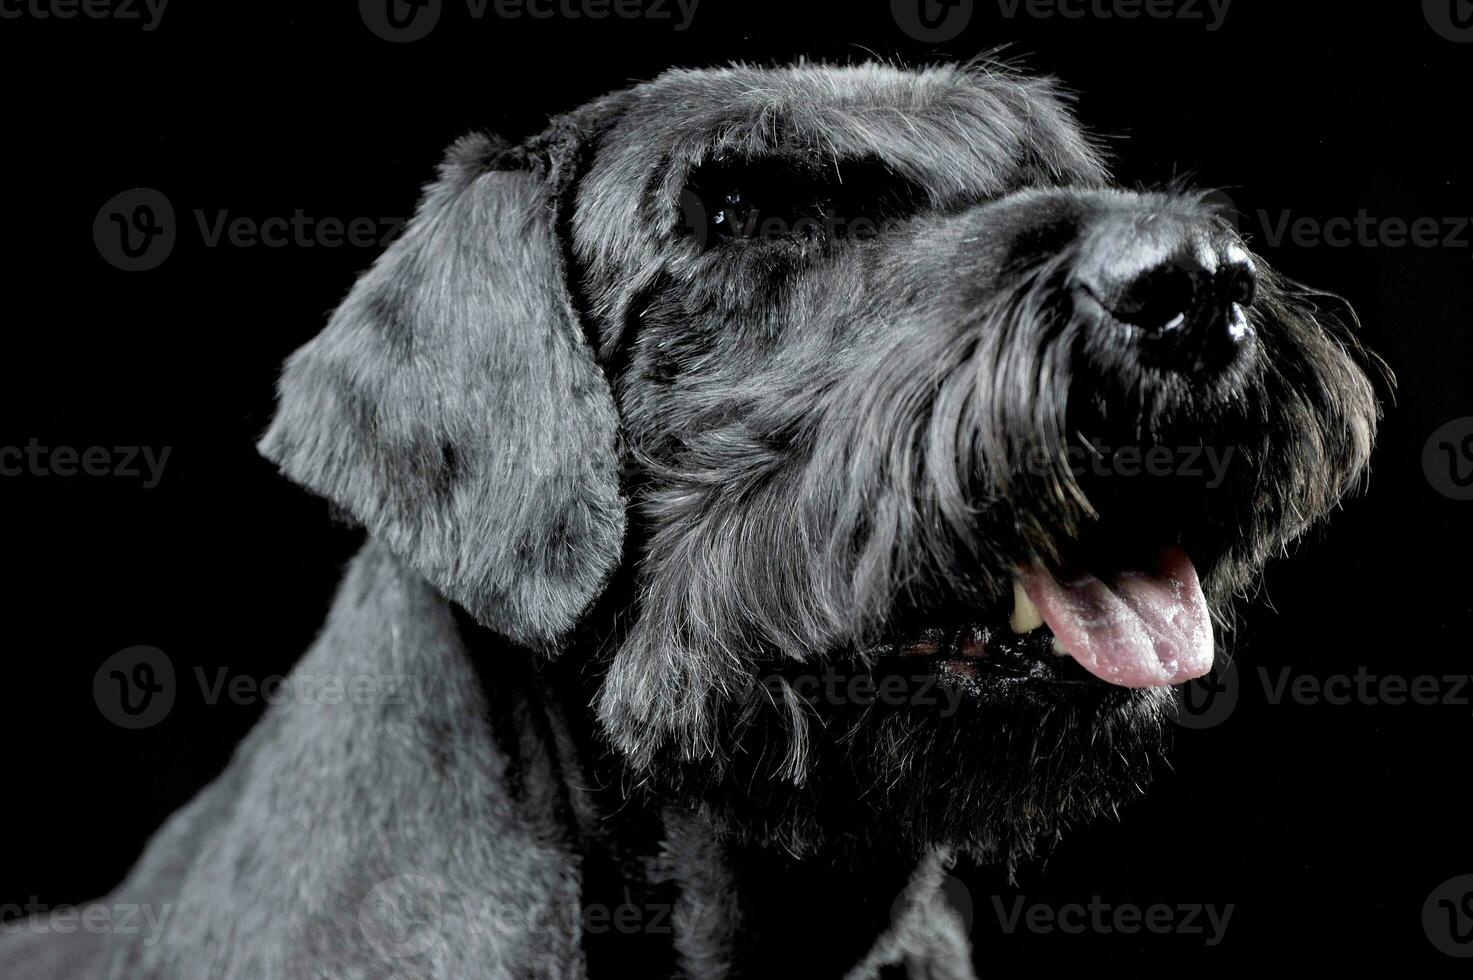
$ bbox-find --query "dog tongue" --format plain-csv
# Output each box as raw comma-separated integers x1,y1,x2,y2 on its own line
1019,547,1213,687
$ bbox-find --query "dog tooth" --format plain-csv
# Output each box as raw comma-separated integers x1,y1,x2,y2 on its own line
1010,580,1044,634
1051,637,1070,657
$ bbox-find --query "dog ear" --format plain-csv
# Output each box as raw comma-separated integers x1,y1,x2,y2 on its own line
259,114,625,651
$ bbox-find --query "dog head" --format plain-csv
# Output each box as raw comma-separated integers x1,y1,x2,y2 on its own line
262,63,1381,865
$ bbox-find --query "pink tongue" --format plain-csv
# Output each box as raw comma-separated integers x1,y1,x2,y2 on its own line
1019,547,1214,688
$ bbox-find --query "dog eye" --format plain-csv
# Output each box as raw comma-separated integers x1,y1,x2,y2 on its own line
682,156,924,248
685,161,829,244
712,188,753,235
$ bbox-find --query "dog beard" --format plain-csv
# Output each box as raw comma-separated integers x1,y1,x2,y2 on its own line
638,661,1177,870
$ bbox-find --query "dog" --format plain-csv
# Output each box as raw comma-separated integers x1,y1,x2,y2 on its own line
2,62,1381,978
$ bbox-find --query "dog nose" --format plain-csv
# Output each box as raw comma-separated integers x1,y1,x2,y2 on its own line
1079,224,1257,375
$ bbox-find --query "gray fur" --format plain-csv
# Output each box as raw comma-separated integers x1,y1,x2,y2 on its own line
258,128,625,650
2,61,1381,978
4,545,588,978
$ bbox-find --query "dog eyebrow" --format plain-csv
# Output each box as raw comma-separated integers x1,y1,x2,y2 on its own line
686,149,902,188
669,111,1055,224
664,86,1100,205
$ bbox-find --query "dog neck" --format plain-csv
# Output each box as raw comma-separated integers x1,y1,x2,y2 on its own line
451,577,975,978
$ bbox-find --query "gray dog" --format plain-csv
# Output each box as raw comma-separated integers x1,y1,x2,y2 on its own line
4,62,1380,978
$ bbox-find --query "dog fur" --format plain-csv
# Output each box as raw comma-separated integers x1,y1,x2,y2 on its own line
1,62,1380,978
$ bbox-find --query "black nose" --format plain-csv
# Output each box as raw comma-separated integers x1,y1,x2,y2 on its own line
1078,224,1258,375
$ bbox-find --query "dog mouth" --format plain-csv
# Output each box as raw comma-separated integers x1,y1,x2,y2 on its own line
873,546,1214,691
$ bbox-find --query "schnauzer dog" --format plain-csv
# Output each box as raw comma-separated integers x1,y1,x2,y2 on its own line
3,62,1380,978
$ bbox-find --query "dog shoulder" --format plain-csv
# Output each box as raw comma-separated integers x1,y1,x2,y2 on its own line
1,544,588,979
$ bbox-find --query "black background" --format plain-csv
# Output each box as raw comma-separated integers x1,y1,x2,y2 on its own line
2,0,1470,974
